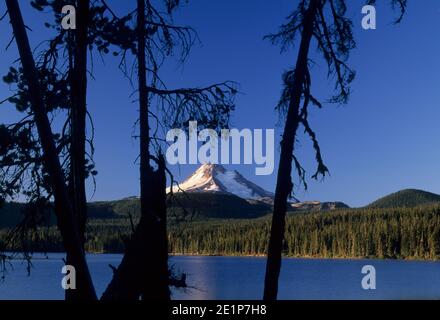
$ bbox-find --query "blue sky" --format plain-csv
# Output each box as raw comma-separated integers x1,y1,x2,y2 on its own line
1,0,440,207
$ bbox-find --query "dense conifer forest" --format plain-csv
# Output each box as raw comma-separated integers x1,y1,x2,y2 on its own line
2,204,440,260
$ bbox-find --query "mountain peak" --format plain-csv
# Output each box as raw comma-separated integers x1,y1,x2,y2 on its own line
168,164,274,200
195,163,226,174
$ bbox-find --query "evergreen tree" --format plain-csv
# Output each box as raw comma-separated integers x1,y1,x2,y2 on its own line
264,0,407,300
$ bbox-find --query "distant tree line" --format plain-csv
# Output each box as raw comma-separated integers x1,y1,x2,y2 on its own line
169,207,440,260
2,206,440,260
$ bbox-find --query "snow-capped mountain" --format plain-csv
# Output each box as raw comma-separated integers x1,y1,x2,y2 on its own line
167,163,274,201
167,164,349,211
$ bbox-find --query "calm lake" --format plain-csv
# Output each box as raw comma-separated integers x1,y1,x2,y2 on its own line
0,254,439,300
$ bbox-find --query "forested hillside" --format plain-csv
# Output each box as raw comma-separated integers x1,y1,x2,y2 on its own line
169,206,440,259
0,193,272,230
2,205,440,260
367,189,440,208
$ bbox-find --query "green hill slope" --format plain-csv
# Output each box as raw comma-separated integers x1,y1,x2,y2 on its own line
88,193,272,220
1,192,272,229
367,189,440,208
166,192,271,219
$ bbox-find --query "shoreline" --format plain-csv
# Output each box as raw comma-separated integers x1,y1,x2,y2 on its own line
169,253,440,262
4,251,440,262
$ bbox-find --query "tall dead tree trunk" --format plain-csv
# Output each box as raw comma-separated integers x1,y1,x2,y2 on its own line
66,0,90,301
100,155,168,300
138,0,151,223
69,0,89,249
263,0,321,301
101,0,169,300
6,0,97,300
137,0,169,299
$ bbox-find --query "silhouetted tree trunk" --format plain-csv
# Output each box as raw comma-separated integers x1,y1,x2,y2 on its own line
66,0,90,301
137,0,151,240
263,0,321,301
101,0,169,300
6,0,97,300
69,0,89,249
101,155,169,300
263,0,405,300
137,0,169,300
